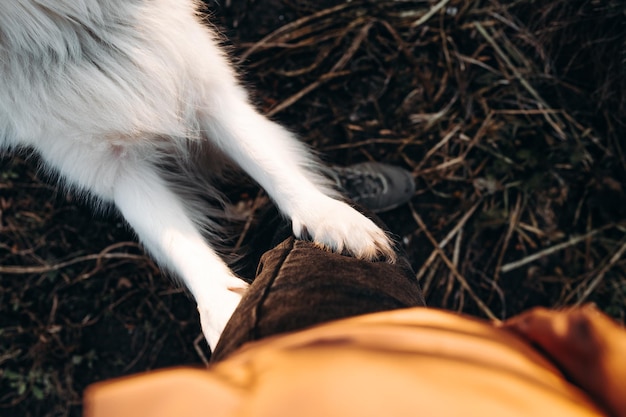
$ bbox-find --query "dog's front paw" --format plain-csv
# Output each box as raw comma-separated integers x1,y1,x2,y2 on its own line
197,278,248,351
291,197,396,262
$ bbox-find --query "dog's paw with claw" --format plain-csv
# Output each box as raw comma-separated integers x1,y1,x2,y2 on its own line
197,278,248,351
291,196,396,263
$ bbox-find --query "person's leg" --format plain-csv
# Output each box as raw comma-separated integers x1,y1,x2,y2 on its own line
212,204,425,361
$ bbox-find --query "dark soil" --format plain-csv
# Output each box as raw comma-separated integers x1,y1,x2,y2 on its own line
1,1,625,416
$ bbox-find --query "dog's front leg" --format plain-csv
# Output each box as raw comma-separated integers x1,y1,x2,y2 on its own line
200,84,396,262
112,161,247,350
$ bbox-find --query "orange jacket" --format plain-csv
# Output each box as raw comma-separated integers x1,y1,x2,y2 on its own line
84,306,625,417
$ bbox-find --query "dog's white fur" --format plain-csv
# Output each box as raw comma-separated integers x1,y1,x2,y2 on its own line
0,0,394,349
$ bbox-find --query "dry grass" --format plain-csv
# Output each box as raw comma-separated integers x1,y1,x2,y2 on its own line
1,0,625,415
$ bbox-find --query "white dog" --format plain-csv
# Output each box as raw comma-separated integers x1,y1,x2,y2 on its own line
0,0,394,350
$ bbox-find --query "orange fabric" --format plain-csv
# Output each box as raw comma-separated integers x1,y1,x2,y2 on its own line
85,308,617,417
503,306,626,417
83,368,240,417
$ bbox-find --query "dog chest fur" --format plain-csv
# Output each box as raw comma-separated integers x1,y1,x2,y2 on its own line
0,0,233,151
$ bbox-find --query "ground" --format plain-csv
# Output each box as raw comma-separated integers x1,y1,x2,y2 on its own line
1,1,625,416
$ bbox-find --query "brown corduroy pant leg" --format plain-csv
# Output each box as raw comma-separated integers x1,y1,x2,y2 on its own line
211,234,425,362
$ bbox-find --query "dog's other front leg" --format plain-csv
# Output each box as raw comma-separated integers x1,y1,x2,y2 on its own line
199,84,396,262
112,162,247,350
